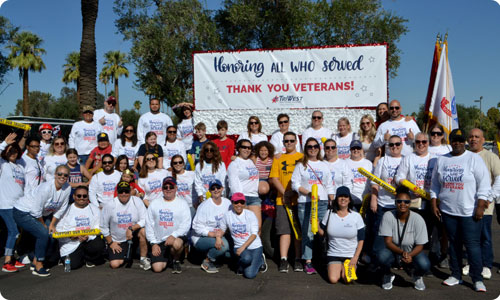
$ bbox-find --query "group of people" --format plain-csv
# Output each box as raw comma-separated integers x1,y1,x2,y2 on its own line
0,97,498,293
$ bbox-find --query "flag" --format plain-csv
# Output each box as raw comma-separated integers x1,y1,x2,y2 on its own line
427,42,459,138
423,36,442,131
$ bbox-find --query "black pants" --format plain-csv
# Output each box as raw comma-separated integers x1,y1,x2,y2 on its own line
68,237,106,270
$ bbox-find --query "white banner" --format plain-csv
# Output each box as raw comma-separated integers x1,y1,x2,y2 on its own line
193,45,387,110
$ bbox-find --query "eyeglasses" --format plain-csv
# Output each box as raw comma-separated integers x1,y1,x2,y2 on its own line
388,142,402,147
210,185,222,191
350,146,362,151
54,142,65,146
283,139,296,144
249,121,259,125
415,140,428,145
41,130,52,135
204,148,214,153
172,161,184,165
75,194,88,199
102,161,113,165
396,199,411,205
233,200,246,205
163,184,175,190
430,131,444,136
124,129,134,133
28,144,41,148
325,146,337,150
306,144,320,150
312,116,322,120
361,122,371,125
239,145,252,150
145,157,156,162
278,120,289,125
167,131,177,134
56,172,69,178
118,190,131,194
389,106,400,110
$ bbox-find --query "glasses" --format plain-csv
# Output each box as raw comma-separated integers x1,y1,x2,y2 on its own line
239,145,252,150
325,146,337,150
431,131,444,136
389,106,400,110
172,161,184,165
83,111,93,114
283,139,296,144
124,129,134,133
28,144,41,148
54,142,65,146
210,185,222,191
163,184,175,190
278,120,289,125
75,194,88,199
41,130,52,135
350,146,362,151
146,157,156,162
249,121,259,125
204,148,214,153
102,161,113,165
56,172,69,178
312,116,322,120
396,199,411,205
306,144,320,150
233,200,246,205
167,131,177,134
388,142,402,147
118,190,131,194
415,140,428,145
361,122,371,125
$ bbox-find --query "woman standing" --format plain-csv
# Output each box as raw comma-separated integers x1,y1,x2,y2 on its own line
138,153,169,207
332,117,358,160
324,139,353,192
358,115,377,162
112,124,140,171
375,103,390,129
44,136,68,182
194,141,227,205
169,155,195,216
237,116,268,146
428,124,451,157
174,104,194,153
38,123,53,161
291,137,335,274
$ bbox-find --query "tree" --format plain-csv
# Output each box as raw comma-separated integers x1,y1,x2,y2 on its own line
7,31,46,116
14,90,55,117
0,16,18,86
133,100,141,113
80,0,99,111
101,50,129,114
121,108,140,128
99,67,111,98
62,51,81,107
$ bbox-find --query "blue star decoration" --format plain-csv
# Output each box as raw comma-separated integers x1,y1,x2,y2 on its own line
361,85,367,92
369,57,375,63
355,93,360,97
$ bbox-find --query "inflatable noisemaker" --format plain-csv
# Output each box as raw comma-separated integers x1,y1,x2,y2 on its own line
401,179,430,200
187,154,195,171
52,229,100,239
311,184,319,234
344,259,358,282
357,167,396,195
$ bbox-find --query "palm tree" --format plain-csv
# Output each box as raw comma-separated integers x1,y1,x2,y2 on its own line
62,51,81,107
7,31,46,116
79,0,98,111
102,50,129,114
99,67,111,98
133,100,141,113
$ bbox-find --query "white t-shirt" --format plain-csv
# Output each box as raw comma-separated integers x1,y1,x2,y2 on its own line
326,159,353,192
345,158,373,204
237,132,268,146
0,144,25,209
137,111,173,145
138,168,169,204
15,180,70,218
57,203,100,256
373,118,421,156
112,140,140,167
191,197,232,245
395,153,437,196
145,197,192,244
68,120,103,155
428,144,451,157
221,208,262,250
291,160,335,203
177,118,194,151
88,170,122,207
301,126,333,155
38,140,51,161
100,196,147,243
166,171,195,208
227,157,259,197
194,162,227,201
162,140,186,169
269,130,301,154
372,155,402,208
333,133,358,160
43,154,67,182
22,153,45,195
321,211,364,257
93,109,122,145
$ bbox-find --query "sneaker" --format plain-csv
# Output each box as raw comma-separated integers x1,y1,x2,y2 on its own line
443,276,462,286
236,266,243,276
482,267,492,280
21,256,31,265
30,263,35,271
279,258,289,273
172,260,182,274
140,257,151,271
438,257,449,269
413,276,426,291
2,263,18,273
201,259,218,274
382,273,395,290
32,268,51,277
85,262,95,268
474,281,486,292
293,259,303,272
14,260,26,268
304,262,317,275
259,253,268,273
462,264,469,276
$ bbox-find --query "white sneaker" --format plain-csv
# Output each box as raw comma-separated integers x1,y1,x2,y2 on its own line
462,264,469,276
140,257,151,271
474,281,486,292
382,274,395,290
443,276,462,286
21,256,31,265
482,267,491,280
413,276,426,291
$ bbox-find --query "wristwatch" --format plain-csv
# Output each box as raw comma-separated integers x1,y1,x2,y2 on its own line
128,226,134,232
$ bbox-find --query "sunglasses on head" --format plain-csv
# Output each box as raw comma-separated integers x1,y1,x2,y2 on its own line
233,200,246,205
388,142,402,147
431,131,444,136
325,146,336,150
172,160,184,165
283,139,296,144
312,116,322,120
306,144,320,150
56,172,69,178
75,194,88,199
396,199,411,205
102,160,113,165
278,120,289,125
389,106,400,110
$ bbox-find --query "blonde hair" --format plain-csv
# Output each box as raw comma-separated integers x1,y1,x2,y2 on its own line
358,115,376,143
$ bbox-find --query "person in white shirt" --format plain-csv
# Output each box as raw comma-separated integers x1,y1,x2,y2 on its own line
430,129,491,292
332,117,359,160
23,136,44,196
345,140,373,205
270,113,301,155
301,111,333,155
53,185,104,270
88,154,122,207
291,137,335,275
146,176,191,274
44,137,68,182
192,180,231,273
38,123,53,161
13,165,71,277
93,96,123,145
137,98,173,146
237,116,268,146
228,139,260,228
112,124,140,171
168,155,195,215
162,125,186,169
220,193,265,279
101,181,148,270
174,104,194,152
138,153,169,207
324,139,353,194
68,105,103,165
194,142,227,204
373,100,420,157
428,124,451,157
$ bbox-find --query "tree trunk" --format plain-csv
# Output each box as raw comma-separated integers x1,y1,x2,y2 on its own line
114,78,120,114
79,0,98,112
76,79,81,109
22,68,29,116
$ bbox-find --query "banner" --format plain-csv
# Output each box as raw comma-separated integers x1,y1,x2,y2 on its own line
193,45,387,110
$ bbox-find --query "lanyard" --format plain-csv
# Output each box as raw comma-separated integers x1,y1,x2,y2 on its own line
396,212,409,249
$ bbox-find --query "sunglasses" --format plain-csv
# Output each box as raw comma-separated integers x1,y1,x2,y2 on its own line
431,131,444,136
239,145,252,150
249,121,259,125
388,142,402,147
163,185,175,190
361,122,371,125
283,139,296,144
278,120,289,125
28,144,41,148
312,116,322,120
396,199,411,205
389,106,400,110
233,200,246,205
306,144,320,150
83,111,93,114
41,130,52,135
415,140,428,144
75,194,88,199
124,129,134,133
118,190,131,194
167,131,177,134
56,172,69,178
204,148,214,153
210,185,222,191
102,161,114,165
146,157,156,161
325,146,337,150
172,161,184,165
54,142,65,146
350,146,362,151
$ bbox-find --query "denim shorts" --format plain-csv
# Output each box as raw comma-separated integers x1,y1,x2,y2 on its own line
245,196,261,206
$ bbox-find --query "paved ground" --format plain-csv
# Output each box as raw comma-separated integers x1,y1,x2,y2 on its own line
1,221,500,300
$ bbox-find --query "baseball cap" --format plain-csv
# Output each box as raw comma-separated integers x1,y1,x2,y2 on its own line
336,186,351,197
350,140,362,149
117,181,131,193
209,179,223,190
106,96,116,105
97,132,109,142
82,105,94,113
449,129,466,142
162,176,177,188
231,192,246,202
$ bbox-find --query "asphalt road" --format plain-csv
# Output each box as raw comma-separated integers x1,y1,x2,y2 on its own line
1,220,500,300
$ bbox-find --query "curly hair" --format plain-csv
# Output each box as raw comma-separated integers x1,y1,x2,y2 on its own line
199,141,223,174
254,141,275,160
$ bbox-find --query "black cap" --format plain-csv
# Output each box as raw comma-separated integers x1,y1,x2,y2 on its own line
97,132,109,142
336,186,351,197
449,129,466,142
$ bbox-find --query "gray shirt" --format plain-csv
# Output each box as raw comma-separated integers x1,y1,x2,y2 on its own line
378,210,428,253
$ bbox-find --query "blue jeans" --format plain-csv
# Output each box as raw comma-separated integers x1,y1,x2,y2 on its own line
195,236,229,261
442,213,483,282
0,209,19,256
377,247,430,276
79,155,89,166
235,246,263,279
297,200,328,261
366,205,394,258
13,208,49,262
481,215,493,268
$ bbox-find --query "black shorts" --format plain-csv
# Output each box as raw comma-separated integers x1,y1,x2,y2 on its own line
326,256,350,265
275,205,297,236
108,241,132,261
149,237,186,264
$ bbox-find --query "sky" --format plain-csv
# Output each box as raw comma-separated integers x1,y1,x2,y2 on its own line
0,0,499,118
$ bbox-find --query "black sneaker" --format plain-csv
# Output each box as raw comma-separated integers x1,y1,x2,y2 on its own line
172,260,182,274
279,258,289,273
293,259,303,272
259,253,268,273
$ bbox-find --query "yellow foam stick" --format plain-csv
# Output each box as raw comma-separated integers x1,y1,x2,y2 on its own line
187,154,195,171
401,179,431,200
206,190,211,199
321,137,327,144
357,167,396,195
311,184,319,234
284,202,302,240
344,259,358,282
52,229,100,239
0,118,31,131
359,193,371,217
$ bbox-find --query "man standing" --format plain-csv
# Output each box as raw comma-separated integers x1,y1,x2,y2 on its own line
269,131,303,273
301,111,332,154
270,114,301,155
88,154,122,207
137,98,173,145
69,105,103,165
93,96,123,145
373,100,420,156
